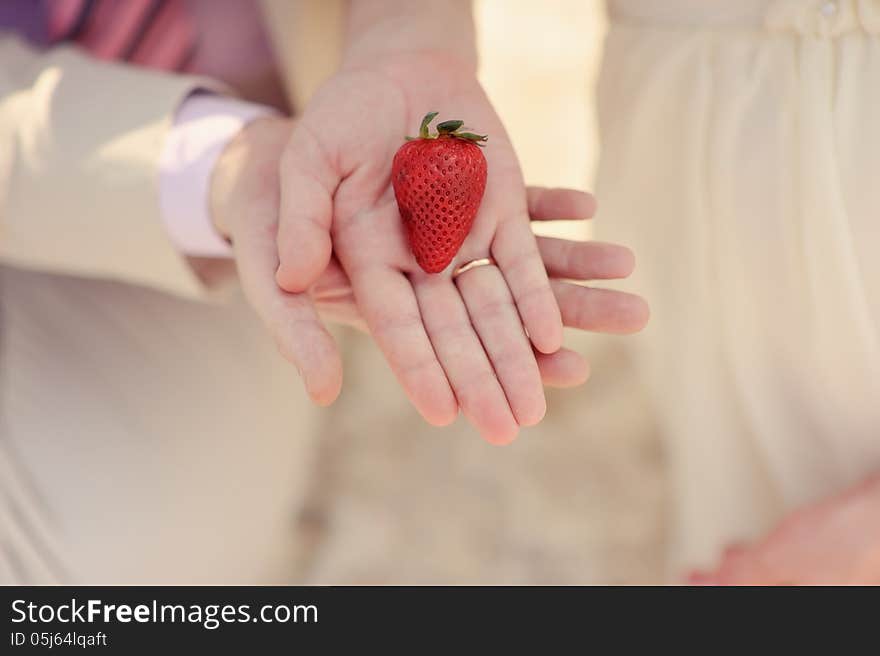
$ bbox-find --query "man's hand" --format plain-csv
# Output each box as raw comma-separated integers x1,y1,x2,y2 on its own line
688,474,880,585
210,116,648,425
209,116,340,406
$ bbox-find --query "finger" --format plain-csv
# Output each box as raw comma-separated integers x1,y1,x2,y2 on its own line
309,258,367,331
456,264,546,428
351,265,458,427
232,211,342,406
714,549,769,585
722,543,748,560
685,570,717,586
526,186,597,221
414,276,518,444
492,218,564,354
275,123,338,293
537,237,635,280
552,280,650,334
536,348,590,388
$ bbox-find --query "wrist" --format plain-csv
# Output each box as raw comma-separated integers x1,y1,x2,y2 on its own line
342,0,477,74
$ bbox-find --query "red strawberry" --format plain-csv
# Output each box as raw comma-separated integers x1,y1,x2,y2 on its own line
392,111,488,273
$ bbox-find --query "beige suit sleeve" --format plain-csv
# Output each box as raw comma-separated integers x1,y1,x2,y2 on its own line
0,35,226,298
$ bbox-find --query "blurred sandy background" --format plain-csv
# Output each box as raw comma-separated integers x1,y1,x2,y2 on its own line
288,0,667,584
478,0,604,200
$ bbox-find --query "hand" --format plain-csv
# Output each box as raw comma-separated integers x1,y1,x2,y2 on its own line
309,184,649,387
688,474,880,585
211,117,648,416
274,49,628,442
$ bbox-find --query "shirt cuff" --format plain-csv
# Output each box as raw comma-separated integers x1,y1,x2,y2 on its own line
159,93,276,258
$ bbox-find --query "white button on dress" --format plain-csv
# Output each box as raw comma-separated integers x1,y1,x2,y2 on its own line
820,1,839,17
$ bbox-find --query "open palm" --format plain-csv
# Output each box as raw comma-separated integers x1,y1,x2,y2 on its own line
276,55,589,443
213,115,647,444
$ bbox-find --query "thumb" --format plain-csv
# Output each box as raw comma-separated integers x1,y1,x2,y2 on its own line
275,123,338,293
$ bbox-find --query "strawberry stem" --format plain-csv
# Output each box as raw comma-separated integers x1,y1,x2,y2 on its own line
437,119,464,133
419,111,439,139
406,112,488,146
456,132,489,146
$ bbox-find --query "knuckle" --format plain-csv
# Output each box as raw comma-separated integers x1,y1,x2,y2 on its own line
430,319,473,344
515,282,553,313
474,297,513,325
456,369,501,400
489,341,530,373
370,310,422,342
560,241,580,275
273,335,299,366
501,248,539,277
398,355,441,382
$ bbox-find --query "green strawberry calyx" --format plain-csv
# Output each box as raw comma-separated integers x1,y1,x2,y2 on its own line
405,111,488,147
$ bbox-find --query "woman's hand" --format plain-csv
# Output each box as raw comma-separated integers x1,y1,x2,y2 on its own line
688,474,880,585
212,117,648,429
274,47,601,443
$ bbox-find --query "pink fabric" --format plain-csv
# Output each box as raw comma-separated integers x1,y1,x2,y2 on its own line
45,0,278,85
77,0,161,60
46,0,86,42
159,94,275,258
129,0,196,70
46,0,195,68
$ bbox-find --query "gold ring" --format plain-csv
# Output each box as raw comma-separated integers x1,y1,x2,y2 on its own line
452,257,496,280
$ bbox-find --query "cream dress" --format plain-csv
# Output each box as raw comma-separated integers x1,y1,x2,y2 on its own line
597,0,880,572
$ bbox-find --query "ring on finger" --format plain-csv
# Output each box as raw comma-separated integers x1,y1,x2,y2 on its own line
452,257,496,281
